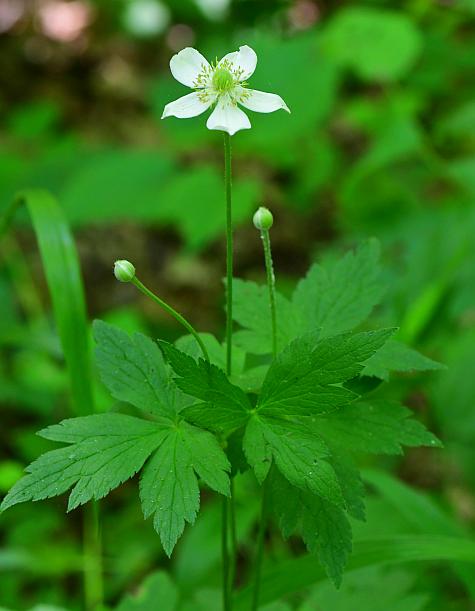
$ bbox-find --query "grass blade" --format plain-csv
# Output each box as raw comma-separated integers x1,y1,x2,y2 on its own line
1,189,93,415
0,189,102,608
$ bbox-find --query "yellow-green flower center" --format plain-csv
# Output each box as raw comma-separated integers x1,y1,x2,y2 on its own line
212,67,234,93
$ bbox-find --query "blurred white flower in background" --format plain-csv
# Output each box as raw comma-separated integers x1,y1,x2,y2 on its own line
194,0,230,21
162,45,290,136
124,0,170,38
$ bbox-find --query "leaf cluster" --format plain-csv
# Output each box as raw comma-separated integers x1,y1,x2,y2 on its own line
1,240,442,583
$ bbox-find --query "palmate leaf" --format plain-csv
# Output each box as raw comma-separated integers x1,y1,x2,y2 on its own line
362,339,445,381
244,418,344,506
1,324,233,556
0,413,231,555
94,320,191,418
258,328,395,417
271,470,353,587
0,414,168,512
158,341,252,435
232,279,300,355
292,239,385,338
140,421,230,556
318,400,442,455
233,240,386,356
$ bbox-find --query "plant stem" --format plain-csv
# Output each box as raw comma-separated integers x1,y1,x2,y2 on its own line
251,475,270,611
222,496,232,611
251,226,278,611
224,132,233,376
229,478,238,591
223,131,234,610
261,228,278,359
131,276,209,362
83,501,103,611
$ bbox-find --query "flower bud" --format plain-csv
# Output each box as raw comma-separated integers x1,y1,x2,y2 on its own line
253,206,273,231
114,260,136,283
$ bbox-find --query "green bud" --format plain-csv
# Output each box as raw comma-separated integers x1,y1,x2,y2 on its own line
114,260,136,283
253,206,274,231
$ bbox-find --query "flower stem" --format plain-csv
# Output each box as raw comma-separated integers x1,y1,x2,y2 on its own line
261,228,278,358
251,226,278,611
131,276,209,362
223,131,234,611
224,132,233,375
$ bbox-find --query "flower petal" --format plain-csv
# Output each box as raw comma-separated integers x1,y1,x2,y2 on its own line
239,88,290,114
162,92,215,119
170,47,210,88
219,45,257,81
206,98,251,136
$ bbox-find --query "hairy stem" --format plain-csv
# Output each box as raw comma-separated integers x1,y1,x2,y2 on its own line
261,228,278,358
251,226,278,610
131,276,209,362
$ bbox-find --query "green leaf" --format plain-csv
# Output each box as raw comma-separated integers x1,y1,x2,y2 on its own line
318,400,442,455
94,320,189,418
271,471,352,586
60,150,176,226
302,566,429,611
234,536,475,609
292,239,385,339
363,340,445,381
242,417,272,483
175,332,245,376
300,495,352,587
0,190,94,416
330,452,366,521
244,417,344,507
257,329,395,418
116,571,178,611
323,8,422,81
156,167,261,252
233,240,387,356
159,341,252,435
232,279,300,355
140,420,230,555
0,414,167,513
363,469,475,598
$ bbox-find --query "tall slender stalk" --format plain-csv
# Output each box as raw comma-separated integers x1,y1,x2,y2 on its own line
229,477,238,593
251,217,278,611
251,476,270,611
224,132,233,374
261,228,278,359
83,501,103,611
222,131,234,611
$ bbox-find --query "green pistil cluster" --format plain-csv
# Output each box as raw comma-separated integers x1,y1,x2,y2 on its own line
194,58,250,106
212,67,234,93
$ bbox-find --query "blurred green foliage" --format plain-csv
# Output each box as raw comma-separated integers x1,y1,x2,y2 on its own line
1,0,475,609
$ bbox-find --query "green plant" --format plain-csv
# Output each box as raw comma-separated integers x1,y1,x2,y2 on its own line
1,44,465,611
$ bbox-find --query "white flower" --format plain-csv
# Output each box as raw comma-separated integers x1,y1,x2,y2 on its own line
161,45,290,136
